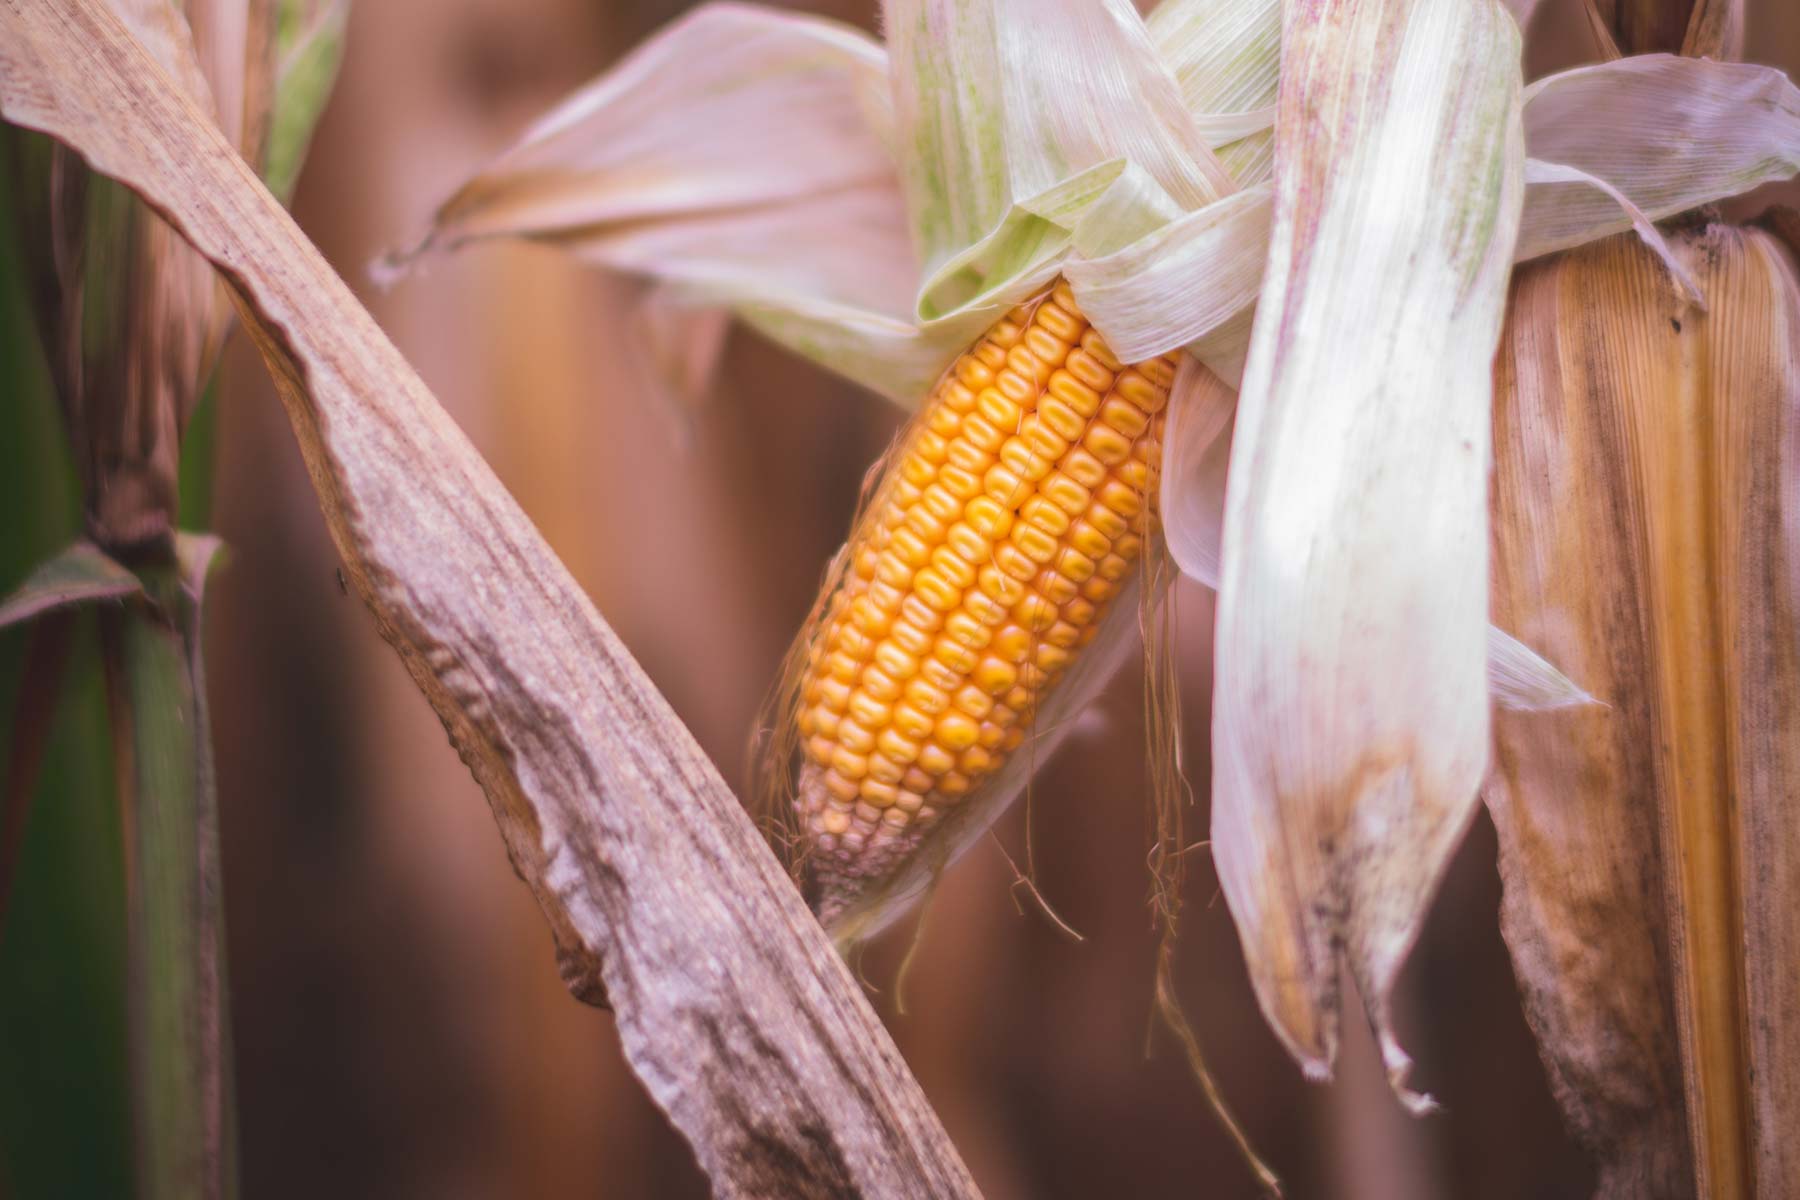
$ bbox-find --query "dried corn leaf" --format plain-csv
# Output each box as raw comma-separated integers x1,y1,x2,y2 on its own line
0,4,977,1194
1489,222,1800,1199
1211,0,1523,1098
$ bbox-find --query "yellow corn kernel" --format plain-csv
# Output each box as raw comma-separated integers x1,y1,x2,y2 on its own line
794,281,1175,858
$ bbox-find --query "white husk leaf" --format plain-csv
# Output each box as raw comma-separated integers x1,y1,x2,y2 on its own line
1517,55,1800,262
1210,0,1523,1101
1146,0,1280,184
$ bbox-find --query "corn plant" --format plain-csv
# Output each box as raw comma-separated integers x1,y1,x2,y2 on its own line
1,0,1796,1196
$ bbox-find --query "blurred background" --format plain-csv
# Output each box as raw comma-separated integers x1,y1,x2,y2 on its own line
4,2,1798,1197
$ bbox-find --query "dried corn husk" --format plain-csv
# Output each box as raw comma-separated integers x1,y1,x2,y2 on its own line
1488,217,1800,1199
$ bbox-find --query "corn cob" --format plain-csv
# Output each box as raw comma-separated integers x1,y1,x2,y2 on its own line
793,280,1179,903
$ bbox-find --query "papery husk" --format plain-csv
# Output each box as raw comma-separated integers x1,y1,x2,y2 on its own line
1488,218,1800,1199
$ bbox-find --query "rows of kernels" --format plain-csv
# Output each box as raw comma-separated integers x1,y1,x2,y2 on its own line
798,282,1175,856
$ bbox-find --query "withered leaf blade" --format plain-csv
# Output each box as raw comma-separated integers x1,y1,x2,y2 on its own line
0,3,977,1195
0,539,144,629
1488,221,1800,1199
1210,0,1523,1102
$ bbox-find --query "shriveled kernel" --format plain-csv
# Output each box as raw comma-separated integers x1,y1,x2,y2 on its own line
901,454,936,487
913,430,950,464
826,651,862,685
946,522,988,564
831,746,869,780
917,743,956,776
847,687,892,726
983,465,1028,507
1021,328,1067,371
1066,346,1116,390
974,656,1018,695
952,684,995,720
877,727,923,764
1034,296,1084,343
1084,423,1133,466
1020,496,1070,537
919,657,963,693
977,566,1027,606
1033,570,1079,605
824,770,861,804
1068,520,1111,560
934,712,981,751
1116,368,1168,409
889,526,932,568
1035,644,1072,672
929,545,977,590
962,587,1009,626
1100,397,1151,439
946,439,989,475
1038,398,1085,442
1097,554,1132,582
944,610,992,649
1055,546,1096,582
1113,534,1144,561
836,719,876,755
902,767,934,794
937,464,982,499
943,380,978,412
1000,439,1053,483
887,618,932,658
993,542,1039,582
1086,503,1129,541
894,700,938,739
936,771,972,798
1011,522,1059,565
978,387,1024,428
993,625,1033,662
860,665,902,702
866,755,906,786
955,356,995,389
921,483,963,524
1078,329,1124,372
959,745,996,775
973,340,1008,369
1062,597,1097,626
1015,592,1058,631
997,369,1038,405
1044,620,1082,649
1047,369,1101,416
860,777,900,807
875,550,913,588
899,594,946,633
1095,479,1145,519
1041,472,1090,516
931,636,978,674
833,622,874,659
964,496,1014,539
914,568,961,613
895,790,927,814
961,413,1005,451
1061,448,1108,488
903,504,948,543
818,676,852,712
1022,417,1070,461
1114,458,1153,492
901,683,947,723
1081,575,1119,603
873,642,920,679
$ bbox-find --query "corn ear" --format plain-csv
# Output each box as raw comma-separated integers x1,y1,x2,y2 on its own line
787,281,1177,924
1488,219,1800,1199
